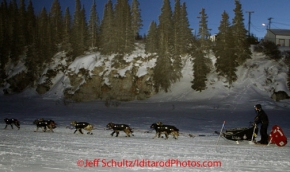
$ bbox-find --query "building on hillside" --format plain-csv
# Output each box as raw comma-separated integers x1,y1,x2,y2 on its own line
210,34,217,42
264,29,290,47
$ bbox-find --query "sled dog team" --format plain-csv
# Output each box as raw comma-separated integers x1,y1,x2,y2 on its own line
3,118,179,139
2,104,288,146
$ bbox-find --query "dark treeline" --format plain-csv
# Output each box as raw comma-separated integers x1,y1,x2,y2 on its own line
0,0,254,94
0,0,142,86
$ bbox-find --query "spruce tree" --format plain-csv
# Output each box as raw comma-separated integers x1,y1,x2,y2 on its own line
232,0,251,65
215,11,238,87
81,5,88,49
18,0,27,48
0,1,7,51
153,52,172,92
47,9,56,62
153,0,174,92
171,0,182,80
157,0,173,56
37,7,50,64
191,48,209,91
25,7,50,85
99,0,115,54
191,8,211,92
131,0,142,40
0,0,9,81
71,0,81,57
197,8,211,52
114,0,134,54
50,0,63,50
0,0,10,55
71,0,87,58
26,0,36,46
25,38,39,86
8,0,22,61
88,0,99,49
179,2,193,54
62,7,72,54
145,21,158,53
172,0,181,56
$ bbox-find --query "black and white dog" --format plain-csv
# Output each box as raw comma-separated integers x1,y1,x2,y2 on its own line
4,118,20,130
71,121,93,135
106,122,134,137
33,118,56,132
150,122,179,139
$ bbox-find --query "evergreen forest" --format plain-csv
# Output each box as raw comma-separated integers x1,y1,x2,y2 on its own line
2,0,283,97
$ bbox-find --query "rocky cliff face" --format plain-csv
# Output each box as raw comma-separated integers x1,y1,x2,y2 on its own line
63,65,154,102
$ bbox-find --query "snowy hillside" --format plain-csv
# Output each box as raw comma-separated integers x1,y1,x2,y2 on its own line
1,47,290,172
2,43,290,104
149,51,290,108
62,49,287,104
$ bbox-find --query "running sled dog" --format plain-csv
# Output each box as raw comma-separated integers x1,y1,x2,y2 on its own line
150,122,179,139
106,122,134,137
4,118,20,130
71,121,93,135
33,118,56,132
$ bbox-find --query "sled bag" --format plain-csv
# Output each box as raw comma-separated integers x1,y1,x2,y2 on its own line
223,126,258,141
269,125,287,147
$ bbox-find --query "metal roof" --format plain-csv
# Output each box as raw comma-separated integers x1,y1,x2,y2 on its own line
269,29,290,36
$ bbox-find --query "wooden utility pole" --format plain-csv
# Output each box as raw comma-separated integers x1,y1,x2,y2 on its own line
268,17,273,29
246,11,254,36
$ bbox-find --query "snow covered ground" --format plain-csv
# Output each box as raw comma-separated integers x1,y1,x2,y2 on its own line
1,88,290,172
1,51,290,171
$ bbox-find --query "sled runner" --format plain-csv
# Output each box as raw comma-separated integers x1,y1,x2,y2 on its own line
219,124,258,142
268,125,287,147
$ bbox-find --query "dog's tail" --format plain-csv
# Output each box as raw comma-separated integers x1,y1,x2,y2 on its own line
85,124,94,131
126,127,134,136
127,127,133,133
15,120,20,128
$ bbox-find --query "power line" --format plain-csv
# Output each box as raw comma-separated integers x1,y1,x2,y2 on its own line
272,22,290,26
251,23,265,33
